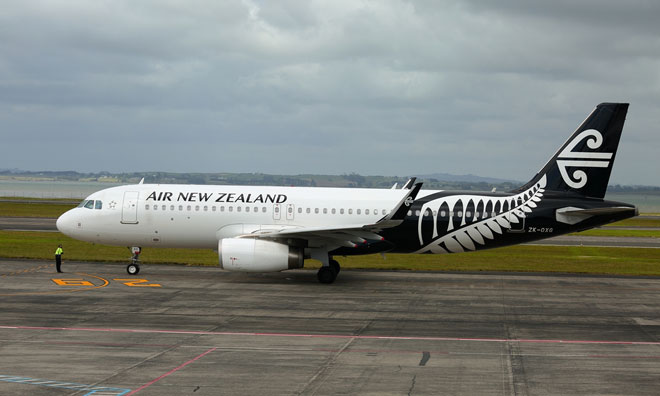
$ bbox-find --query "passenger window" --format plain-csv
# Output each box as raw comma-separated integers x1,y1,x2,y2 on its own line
95,201,102,210
212,206,216,212
340,209,344,214
331,208,336,214
365,209,369,215
145,204,150,210
237,206,242,212
315,208,319,214
187,205,191,211
306,208,311,214
382,209,387,215
348,209,353,215
298,207,302,214
287,207,291,213
84,200,94,209
153,205,158,211
162,205,166,211
407,210,412,216
220,206,225,212
179,205,183,211
229,206,233,212
246,207,251,213
195,205,200,211
323,208,327,214
357,209,361,215
204,206,208,212
262,207,267,213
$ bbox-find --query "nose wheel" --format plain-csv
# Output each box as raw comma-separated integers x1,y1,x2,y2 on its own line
127,263,140,275
127,246,141,275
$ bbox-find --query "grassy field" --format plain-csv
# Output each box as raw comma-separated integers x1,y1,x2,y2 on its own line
571,229,660,238
1,230,659,276
0,199,658,276
0,202,77,218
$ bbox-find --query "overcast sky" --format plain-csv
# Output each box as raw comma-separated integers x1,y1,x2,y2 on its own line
1,0,659,185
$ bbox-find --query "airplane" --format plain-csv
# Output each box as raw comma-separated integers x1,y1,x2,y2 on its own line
56,103,637,283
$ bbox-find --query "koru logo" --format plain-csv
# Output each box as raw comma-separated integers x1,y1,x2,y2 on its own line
404,197,414,207
556,129,613,189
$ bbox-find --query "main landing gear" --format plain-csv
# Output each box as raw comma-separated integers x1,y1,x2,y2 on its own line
127,246,141,275
317,258,340,284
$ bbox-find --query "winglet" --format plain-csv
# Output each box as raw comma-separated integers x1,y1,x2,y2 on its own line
381,182,422,222
139,178,145,185
402,177,417,189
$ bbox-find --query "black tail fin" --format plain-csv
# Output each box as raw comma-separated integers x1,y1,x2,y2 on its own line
516,103,629,199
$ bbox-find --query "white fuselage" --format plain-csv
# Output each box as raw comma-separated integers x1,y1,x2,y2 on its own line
56,184,430,249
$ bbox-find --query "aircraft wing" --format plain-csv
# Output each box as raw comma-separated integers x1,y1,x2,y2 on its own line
239,182,423,247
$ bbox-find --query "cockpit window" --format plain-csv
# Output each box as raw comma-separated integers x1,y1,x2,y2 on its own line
95,200,102,210
84,200,94,209
77,200,86,208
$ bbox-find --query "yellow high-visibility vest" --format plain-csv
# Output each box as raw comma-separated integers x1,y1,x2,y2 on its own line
55,247,63,255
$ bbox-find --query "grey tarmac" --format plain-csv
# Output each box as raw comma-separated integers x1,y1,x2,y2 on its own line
2,260,660,395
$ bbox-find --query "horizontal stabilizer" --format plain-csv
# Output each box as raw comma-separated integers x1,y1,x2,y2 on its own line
555,206,637,225
559,207,637,216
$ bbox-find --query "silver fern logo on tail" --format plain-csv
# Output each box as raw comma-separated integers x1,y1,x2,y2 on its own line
556,129,613,189
414,175,546,254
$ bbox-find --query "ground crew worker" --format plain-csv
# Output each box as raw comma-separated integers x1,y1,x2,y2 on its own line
55,244,63,273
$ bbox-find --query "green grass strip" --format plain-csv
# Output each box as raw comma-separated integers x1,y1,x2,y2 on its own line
1,230,659,276
0,202,76,218
0,230,216,266
573,229,660,238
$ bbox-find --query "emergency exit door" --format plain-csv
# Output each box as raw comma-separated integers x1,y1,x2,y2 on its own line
121,191,139,224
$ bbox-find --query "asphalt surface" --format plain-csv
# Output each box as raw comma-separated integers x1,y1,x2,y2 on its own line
2,260,660,395
0,217,57,231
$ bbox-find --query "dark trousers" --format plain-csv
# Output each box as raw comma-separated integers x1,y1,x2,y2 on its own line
55,255,62,272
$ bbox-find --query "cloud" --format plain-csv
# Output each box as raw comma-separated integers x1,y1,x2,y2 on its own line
0,0,658,185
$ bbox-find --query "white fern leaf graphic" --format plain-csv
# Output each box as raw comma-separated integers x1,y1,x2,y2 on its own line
467,226,486,245
414,174,548,254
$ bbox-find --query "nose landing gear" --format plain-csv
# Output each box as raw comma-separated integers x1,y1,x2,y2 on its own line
127,246,141,275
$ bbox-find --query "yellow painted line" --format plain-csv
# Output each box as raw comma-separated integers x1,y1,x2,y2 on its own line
0,273,109,296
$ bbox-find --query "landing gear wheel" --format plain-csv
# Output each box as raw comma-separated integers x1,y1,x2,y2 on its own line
317,266,337,284
127,263,140,275
329,259,340,274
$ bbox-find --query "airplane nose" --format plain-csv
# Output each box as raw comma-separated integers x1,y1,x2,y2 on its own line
56,210,74,236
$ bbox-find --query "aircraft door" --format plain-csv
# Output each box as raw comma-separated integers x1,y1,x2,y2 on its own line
286,204,295,220
273,204,281,220
121,191,139,224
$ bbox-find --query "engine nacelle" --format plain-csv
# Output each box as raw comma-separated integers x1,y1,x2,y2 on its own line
218,238,304,272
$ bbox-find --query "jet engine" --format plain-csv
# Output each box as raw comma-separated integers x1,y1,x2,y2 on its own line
218,238,304,272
